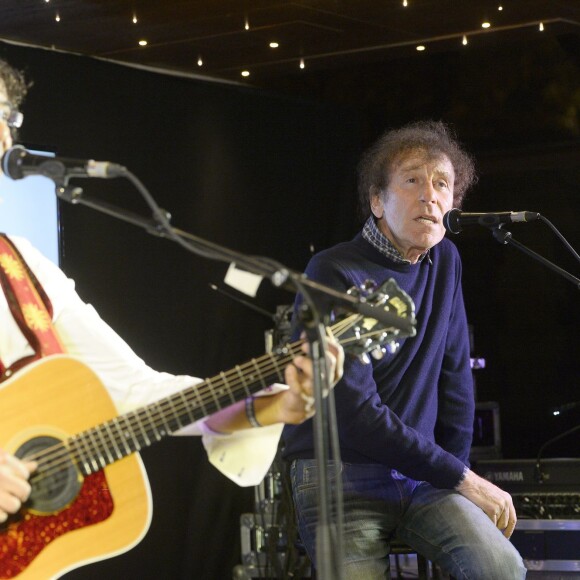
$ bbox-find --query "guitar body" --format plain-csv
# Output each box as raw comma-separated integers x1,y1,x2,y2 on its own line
0,356,151,579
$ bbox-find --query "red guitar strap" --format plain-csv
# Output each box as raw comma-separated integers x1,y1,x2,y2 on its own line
0,234,66,379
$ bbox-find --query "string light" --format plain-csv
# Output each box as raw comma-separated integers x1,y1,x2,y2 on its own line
197,55,203,66
241,70,250,77
416,45,426,52
402,0,408,6
462,35,468,46
132,13,138,24
539,22,544,31
55,11,60,22
481,21,491,29
299,58,305,69
498,4,503,10
244,16,250,30
138,39,148,46
269,42,279,48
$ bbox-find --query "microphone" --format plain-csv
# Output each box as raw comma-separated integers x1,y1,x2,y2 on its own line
1,145,126,183
443,208,540,234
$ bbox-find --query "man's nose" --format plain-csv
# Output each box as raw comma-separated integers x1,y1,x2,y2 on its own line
420,181,437,203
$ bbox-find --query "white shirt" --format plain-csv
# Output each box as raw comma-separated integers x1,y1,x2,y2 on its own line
0,235,283,486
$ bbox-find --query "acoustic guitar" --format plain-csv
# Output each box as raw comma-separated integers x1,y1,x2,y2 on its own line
0,278,414,578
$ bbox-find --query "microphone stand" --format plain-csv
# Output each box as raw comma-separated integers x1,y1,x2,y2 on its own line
54,183,415,335
297,302,345,580
490,226,580,289
305,320,344,580
54,173,412,580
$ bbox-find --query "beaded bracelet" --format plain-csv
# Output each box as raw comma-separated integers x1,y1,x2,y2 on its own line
245,396,262,428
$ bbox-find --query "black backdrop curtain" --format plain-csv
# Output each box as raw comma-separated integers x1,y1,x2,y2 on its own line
1,37,578,579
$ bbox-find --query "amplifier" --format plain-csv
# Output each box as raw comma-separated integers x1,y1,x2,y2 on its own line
475,458,580,572
474,458,580,495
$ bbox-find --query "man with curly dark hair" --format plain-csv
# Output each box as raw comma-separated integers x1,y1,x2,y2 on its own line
284,121,526,579
0,58,28,153
0,58,28,107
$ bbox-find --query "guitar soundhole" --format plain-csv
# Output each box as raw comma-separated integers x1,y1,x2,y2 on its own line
16,436,82,515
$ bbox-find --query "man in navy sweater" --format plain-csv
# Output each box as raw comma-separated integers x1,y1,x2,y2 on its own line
283,121,526,579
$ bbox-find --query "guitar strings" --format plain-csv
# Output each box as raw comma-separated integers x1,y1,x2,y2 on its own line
24,343,297,482
27,315,380,483
26,314,387,485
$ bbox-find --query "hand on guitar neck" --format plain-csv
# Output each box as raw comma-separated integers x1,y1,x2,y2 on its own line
0,450,37,523
205,335,344,433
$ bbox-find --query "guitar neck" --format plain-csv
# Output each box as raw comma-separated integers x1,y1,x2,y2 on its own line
69,343,302,475
62,285,413,477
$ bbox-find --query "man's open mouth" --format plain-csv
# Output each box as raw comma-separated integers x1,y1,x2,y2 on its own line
416,215,437,224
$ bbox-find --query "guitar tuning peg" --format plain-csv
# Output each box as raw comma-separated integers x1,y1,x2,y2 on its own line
386,341,400,354
361,279,377,292
371,346,386,360
374,293,388,306
358,352,371,365
347,286,360,297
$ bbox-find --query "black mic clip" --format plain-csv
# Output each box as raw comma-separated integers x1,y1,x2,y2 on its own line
491,225,512,245
56,185,85,203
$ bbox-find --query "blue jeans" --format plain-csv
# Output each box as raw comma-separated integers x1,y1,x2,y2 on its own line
291,460,526,579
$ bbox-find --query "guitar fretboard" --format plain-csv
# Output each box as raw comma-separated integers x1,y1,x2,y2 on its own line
66,345,298,476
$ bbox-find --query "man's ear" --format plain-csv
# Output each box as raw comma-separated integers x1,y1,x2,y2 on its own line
370,186,383,219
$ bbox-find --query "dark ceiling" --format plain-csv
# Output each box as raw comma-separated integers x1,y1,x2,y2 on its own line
0,0,579,90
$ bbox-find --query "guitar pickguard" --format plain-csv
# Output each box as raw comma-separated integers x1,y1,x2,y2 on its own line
0,472,114,578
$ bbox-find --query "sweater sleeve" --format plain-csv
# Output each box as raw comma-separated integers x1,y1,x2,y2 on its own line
433,256,475,465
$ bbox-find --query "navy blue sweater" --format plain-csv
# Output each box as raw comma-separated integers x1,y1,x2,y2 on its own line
282,232,474,490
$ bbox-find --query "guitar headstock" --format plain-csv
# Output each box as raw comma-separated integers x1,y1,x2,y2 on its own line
330,278,416,363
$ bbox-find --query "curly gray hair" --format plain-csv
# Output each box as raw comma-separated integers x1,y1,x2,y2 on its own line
357,120,477,220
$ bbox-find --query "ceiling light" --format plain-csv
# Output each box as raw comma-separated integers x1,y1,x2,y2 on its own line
244,16,250,30
55,11,60,22
138,40,147,46
132,13,138,24
498,4,503,10
197,56,203,66
539,22,544,31
269,42,279,48
241,70,250,77
402,0,408,6
300,58,305,69
416,45,426,52
462,35,468,46
481,21,491,29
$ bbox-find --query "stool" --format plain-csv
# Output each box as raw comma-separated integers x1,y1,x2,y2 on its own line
390,540,430,580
